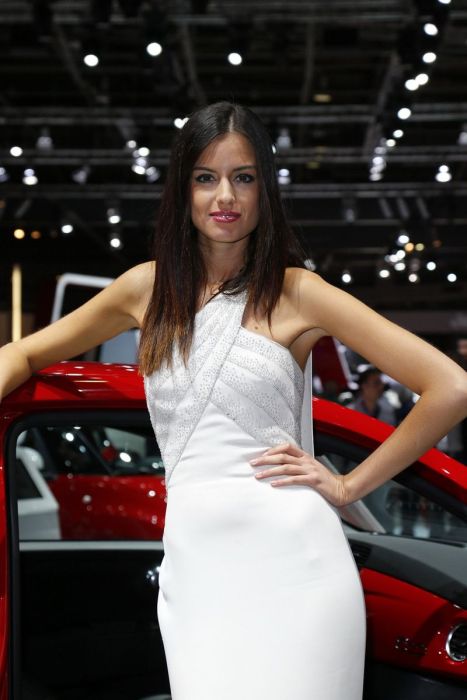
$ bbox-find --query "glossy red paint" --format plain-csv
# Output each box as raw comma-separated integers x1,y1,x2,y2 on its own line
361,568,467,680
48,474,166,540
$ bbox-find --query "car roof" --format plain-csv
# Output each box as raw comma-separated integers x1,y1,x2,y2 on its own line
3,361,466,501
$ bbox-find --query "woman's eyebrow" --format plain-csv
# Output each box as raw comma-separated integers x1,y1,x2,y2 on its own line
192,165,257,172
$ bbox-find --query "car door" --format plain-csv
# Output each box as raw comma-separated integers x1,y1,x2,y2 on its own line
2,408,170,700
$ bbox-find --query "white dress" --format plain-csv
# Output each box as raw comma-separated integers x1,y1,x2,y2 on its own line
143,289,366,700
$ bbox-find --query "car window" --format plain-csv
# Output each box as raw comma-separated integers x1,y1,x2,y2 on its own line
316,434,466,545
14,415,166,541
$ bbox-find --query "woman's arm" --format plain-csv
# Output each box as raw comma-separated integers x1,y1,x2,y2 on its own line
254,268,467,505
294,268,467,502
0,261,153,401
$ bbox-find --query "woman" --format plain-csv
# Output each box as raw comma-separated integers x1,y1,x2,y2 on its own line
1,101,466,700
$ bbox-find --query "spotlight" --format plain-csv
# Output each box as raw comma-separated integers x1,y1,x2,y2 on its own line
447,273,457,282
10,146,23,157
397,232,409,245
278,168,291,185
397,107,412,120
341,271,352,284
436,164,451,182
109,231,123,249
146,166,160,183
415,73,429,86
379,269,390,279
394,262,406,271
146,42,162,57
423,23,438,36
276,128,292,150
393,129,404,138
36,127,53,150
174,117,188,129
107,206,121,224
422,52,437,64
405,79,419,91
408,273,419,283
84,54,99,67
227,52,242,66
426,261,436,271
23,168,38,185
61,223,73,235
71,165,90,184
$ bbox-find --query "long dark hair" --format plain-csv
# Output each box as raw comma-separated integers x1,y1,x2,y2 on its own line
138,101,307,376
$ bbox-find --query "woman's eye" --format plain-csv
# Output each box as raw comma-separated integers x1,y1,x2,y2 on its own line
195,174,213,183
236,173,255,183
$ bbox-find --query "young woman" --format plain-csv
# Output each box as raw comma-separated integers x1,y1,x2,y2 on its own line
1,102,466,700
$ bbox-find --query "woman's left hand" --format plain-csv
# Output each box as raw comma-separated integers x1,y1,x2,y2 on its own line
250,442,350,508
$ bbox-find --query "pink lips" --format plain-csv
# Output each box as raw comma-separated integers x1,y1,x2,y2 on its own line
210,211,241,223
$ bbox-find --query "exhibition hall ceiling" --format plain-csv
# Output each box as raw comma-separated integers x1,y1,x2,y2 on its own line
1,0,467,308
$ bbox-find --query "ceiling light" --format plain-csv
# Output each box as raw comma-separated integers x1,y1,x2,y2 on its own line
10,146,23,157
437,0,451,5
36,127,53,150
276,127,292,150
385,138,396,147
447,273,457,282
393,129,404,138
422,52,437,64
426,261,436,270
83,54,99,67
394,262,406,271
174,117,188,129
146,166,160,183
342,271,352,284
379,269,390,278
405,79,419,91
23,168,38,185
436,170,452,182
109,232,123,249
146,42,162,57
107,207,121,225
71,165,90,184
415,73,429,86
0,167,9,183
397,232,409,245
408,273,419,283
369,172,383,181
423,23,438,36
227,52,242,66
61,223,73,234
397,107,412,120
405,242,414,252
14,228,25,239
415,243,425,251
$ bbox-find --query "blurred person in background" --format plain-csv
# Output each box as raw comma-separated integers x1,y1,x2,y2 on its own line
348,367,397,426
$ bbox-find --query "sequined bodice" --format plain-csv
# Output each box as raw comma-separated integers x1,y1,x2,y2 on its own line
143,290,314,486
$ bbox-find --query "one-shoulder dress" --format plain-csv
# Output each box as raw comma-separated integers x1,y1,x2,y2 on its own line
143,289,366,700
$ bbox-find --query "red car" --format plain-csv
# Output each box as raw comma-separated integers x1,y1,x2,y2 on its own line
0,361,465,700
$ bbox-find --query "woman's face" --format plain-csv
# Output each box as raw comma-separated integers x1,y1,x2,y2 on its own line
190,131,260,246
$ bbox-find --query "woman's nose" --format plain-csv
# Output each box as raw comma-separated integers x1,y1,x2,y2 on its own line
216,178,235,204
